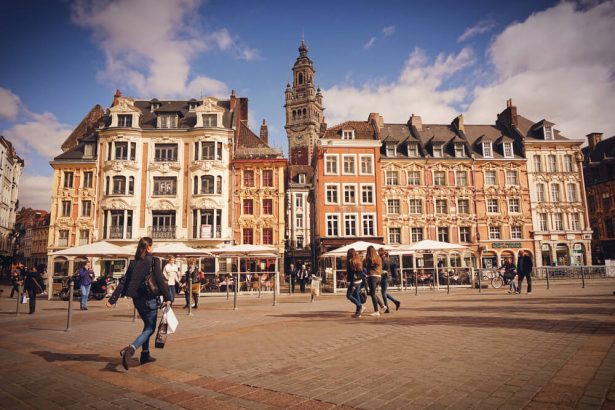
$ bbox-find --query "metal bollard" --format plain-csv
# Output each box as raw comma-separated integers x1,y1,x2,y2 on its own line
188,277,193,316
414,270,418,296
226,275,230,300
447,270,450,295
273,272,277,306
233,272,238,310
477,269,481,293
16,283,24,316
545,268,550,290
581,267,585,289
66,278,74,332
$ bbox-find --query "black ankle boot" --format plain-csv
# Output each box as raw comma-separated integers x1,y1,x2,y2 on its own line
140,350,156,365
121,345,135,370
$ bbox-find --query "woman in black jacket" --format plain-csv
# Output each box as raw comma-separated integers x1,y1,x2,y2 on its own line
24,266,44,314
107,237,171,370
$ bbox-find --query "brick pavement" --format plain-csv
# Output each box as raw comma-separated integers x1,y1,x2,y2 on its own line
0,281,614,409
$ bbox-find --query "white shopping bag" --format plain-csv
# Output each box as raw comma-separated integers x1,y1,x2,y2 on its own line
163,306,179,334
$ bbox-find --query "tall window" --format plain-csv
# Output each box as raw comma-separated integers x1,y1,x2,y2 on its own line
455,143,465,158
262,170,273,187
262,228,273,245
64,172,74,188
553,213,563,230
200,175,214,194
386,144,396,157
262,199,273,215
505,170,518,185
387,199,400,214
79,229,89,246
551,184,560,202
59,230,69,247
112,176,126,194
437,227,449,242
362,215,375,236
408,199,422,214
435,199,448,214
544,126,553,140
344,215,357,236
411,227,423,242
83,172,93,188
325,155,338,174
533,155,542,172
153,177,176,195
343,185,356,204
343,156,356,174
567,184,577,202
154,144,177,162
488,226,501,240
361,185,374,204
118,114,132,127
459,227,471,242
386,171,399,186
243,199,254,215
408,143,419,157
536,184,545,202
81,200,92,217
487,199,499,213
510,226,522,239
539,213,548,231
548,155,557,172
243,170,254,187
115,142,128,160
434,171,446,186
508,198,520,213
456,171,468,186
62,201,71,217
563,154,573,172
325,185,338,204
389,227,401,244
485,170,496,185
457,199,470,214
432,144,443,158
407,171,420,185
203,114,217,127
570,213,581,230
295,215,303,228
503,142,513,158
295,194,303,210
483,142,493,158
243,228,253,244
326,215,339,236
360,156,373,174
200,142,216,160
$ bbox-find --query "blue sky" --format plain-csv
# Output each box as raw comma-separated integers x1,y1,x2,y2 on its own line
1,0,614,210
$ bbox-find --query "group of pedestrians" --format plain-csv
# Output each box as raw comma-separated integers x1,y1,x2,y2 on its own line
288,263,310,294
161,255,203,309
346,246,401,318
10,263,46,314
499,250,533,295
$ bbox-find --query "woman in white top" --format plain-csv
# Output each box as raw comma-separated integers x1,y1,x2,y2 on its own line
163,255,181,304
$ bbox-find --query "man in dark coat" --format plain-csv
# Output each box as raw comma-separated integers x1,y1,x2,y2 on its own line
517,250,533,294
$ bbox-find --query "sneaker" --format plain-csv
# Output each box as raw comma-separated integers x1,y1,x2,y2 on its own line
120,345,135,370
360,305,366,315
383,306,390,314
527,292,532,295
370,312,380,317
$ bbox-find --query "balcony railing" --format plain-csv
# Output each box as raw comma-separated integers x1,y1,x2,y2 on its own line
149,226,176,239
195,226,222,239
109,226,132,239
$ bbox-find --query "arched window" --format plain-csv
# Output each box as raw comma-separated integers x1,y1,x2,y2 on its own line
216,176,222,195
112,176,126,195
302,108,307,118
292,110,296,120
201,175,214,194
298,73,304,84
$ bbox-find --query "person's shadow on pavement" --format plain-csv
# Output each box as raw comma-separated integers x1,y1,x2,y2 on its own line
31,351,122,372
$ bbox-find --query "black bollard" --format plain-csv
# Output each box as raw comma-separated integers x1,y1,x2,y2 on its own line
273,272,277,306
66,278,74,332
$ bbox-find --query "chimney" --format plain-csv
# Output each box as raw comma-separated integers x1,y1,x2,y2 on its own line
452,114,465,133
496,98,518,128
368,112,384,130
260,119,268,144
587,132,603,152
229,90,236,111
112,89,122,107
409,114,423,131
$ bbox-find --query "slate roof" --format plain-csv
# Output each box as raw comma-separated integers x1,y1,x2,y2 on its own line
234,121,283,159
132,99,233,129
60,105,105,152
582,135,615,163
322,121,377,140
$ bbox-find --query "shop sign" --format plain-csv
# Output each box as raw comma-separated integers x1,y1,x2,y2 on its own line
492,242,522,249
573,244,583,252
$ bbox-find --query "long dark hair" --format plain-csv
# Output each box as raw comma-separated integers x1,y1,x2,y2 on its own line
135,237,153,260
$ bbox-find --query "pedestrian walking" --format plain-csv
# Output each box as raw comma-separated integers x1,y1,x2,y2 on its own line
299,264,308,293
78,260,95,310
163,255,181,304
309,269,322,302
364,246,385,316
10,264,22,298
182,258,201,309
500,257,518,294
517,250,533,294
106,237,171,370
24,266,44,314
379,248,400,312
346,249,365,317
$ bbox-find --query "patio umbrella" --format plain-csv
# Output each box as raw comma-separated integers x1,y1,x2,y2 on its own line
403,240,467,252
152,242,213,256
321,241,389,257
52,241,133,257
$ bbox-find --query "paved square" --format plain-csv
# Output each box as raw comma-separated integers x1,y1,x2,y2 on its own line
1,281,614,409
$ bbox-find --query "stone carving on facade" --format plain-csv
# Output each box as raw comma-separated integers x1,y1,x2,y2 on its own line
102,160,139,172
189,161,226,172
101,198,133,210
152,136,179,144
76,218,94,229
191,197,222,209
55,218,74,229
148,162,181,173
147,199,177,210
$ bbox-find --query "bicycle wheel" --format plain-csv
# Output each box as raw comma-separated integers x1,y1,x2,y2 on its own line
491,276,503,289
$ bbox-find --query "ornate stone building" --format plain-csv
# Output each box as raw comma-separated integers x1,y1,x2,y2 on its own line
284,41,325,269
583,133,615,262
0,136,24,268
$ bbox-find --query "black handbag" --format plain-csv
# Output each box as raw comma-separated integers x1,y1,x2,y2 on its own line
359,288,368,304
144,257,161,297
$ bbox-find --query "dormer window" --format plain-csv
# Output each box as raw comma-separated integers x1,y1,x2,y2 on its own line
544,126,553,140
503,142,514,158
482,142,493,158
297,173,306,184
158,114,178,129
203,114,217,127
454,143,465,158
386,143,397,157
432,144,443,158
189,102,198,111
150,102,161,112
408,143,419,157
342,130,355,140
117,114,132,128
84,143,95,158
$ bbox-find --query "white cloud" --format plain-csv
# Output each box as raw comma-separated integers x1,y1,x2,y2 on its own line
70,0,257,98
17,174,53,211
466,1,615,138
324,47,475,125
0,87,21,119
458,18,496,42
364,37,377,50
382,26,396,37
3,111,73,160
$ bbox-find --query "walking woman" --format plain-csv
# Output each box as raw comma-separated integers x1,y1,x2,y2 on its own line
163,255,181,304
364,246,385,316
346,248,365,317
106,237,171,370
183,258,200,309
379,248,400,312
24,266,44,314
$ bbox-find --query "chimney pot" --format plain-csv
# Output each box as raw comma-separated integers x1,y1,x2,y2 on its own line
409,114,423,131
260,119,269,144
587,132,603,152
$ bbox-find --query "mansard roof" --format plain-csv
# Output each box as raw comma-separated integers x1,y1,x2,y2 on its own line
234,121,283,159
132,99,233,129
322,121,377,140
582,134,615,163
515,115,567,141
60,104,105,152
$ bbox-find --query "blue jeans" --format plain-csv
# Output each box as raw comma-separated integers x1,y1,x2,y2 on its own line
508,276,518,292
346,283,362,313
131,298,158,351
80,284,91,309
168,285,176,302
381,274,399,308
